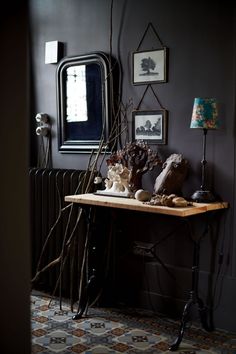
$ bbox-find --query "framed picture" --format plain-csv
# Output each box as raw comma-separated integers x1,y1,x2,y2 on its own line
132,110,167,144
132,48,167,85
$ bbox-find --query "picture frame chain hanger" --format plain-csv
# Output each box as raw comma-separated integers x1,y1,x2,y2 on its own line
136,22,164,52
136,84,165,111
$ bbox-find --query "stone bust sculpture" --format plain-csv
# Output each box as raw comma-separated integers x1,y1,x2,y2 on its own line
154,153,189,196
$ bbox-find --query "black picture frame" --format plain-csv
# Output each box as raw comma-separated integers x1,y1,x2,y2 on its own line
132,48,167,85
132,109,167,144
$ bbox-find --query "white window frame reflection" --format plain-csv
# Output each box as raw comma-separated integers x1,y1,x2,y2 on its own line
66,65,88,122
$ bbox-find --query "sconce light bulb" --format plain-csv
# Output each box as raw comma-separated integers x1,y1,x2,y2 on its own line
35,113,48,123
36,126,49,136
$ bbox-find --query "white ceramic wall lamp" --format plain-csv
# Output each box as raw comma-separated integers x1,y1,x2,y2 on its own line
35,113,50,136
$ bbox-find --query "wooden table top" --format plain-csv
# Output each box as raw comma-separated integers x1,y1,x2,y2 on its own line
65,193,228,218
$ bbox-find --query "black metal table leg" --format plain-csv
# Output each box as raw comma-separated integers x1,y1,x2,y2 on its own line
72,269,96,320
72,206,97,320
72,205,111,320
169,291,195,351
169,238,212,351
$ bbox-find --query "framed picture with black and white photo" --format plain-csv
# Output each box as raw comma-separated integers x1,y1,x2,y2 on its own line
132,48,167,85
132,110,167,144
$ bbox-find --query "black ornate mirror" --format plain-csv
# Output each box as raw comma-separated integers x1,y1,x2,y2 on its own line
57,52,112,153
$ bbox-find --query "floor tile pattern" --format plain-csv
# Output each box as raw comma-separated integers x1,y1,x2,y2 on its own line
31,294,236,353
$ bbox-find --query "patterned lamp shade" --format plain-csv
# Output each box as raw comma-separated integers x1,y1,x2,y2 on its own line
190,98,219,129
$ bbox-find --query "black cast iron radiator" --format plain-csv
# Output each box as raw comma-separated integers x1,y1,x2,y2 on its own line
29,168,89,298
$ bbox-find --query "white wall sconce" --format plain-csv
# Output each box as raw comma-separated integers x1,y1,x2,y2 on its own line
35,113,50,136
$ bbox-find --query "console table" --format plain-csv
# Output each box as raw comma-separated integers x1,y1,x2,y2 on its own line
65,193,228,351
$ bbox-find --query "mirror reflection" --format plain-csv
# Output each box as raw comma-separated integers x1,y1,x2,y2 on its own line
66,65,88,123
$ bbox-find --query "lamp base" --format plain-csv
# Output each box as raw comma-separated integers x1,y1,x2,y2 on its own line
190,190,216,203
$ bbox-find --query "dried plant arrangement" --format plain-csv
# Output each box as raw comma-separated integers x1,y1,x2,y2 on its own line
105,140,162,193
31,0,134,309
31,0,164,311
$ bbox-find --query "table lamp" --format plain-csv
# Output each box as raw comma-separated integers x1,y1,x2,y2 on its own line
190,97,219,203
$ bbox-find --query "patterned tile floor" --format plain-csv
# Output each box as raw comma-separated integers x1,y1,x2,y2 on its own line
31,293,236,353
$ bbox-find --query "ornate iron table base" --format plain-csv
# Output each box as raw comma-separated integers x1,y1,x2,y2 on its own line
169,239,213,351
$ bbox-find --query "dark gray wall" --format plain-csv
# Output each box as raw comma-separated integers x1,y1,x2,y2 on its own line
29,0,236,331
0,2,31,353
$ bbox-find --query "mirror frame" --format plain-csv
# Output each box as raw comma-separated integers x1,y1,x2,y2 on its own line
56,52,111,153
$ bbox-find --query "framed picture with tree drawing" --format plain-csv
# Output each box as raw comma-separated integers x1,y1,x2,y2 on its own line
132,48,167,85
132,110,167,144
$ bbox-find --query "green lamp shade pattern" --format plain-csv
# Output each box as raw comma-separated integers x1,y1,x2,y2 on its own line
190,98,219,130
